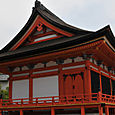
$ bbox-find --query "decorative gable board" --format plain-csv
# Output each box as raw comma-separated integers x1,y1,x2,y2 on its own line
10,16,73,51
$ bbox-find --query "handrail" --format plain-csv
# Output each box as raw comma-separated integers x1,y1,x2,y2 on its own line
0,93,115,107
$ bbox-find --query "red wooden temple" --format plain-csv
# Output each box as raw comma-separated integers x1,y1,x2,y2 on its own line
0,0,115,115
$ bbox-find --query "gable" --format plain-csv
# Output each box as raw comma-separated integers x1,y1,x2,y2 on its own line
20,23,64,47
10,16,74,51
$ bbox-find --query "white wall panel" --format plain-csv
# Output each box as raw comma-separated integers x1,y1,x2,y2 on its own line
12,80,29,99
33,76,59,97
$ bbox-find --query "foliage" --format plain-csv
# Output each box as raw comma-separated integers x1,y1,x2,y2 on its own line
0,84,9,99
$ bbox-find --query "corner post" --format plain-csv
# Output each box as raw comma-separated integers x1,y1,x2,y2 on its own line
0,110,2,115
51,108,55,115
105,106,109,115
98,105,103,115
20,110,23,115
85,60,92,99
81,106,85,115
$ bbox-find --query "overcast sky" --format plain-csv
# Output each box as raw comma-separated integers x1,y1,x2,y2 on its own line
0,0,115,49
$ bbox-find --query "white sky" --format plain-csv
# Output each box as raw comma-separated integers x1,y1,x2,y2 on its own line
0,0,115,49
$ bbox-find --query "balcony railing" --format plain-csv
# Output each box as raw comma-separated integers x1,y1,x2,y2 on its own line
0,92,115,108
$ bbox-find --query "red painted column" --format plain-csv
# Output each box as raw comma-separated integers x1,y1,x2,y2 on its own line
9,74,13,99
81,106,85,115
110,78,112,96
0,111,2,115
105,106,109,115
85,60,92,98
58,64,64,96
29,77,33,103
98,106,103,115
51,108,55,115
20,110,23,115
98,67,102,93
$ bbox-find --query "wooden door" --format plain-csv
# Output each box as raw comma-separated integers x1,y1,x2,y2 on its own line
64,75,73,96
74,74,84,98
63,72,84,97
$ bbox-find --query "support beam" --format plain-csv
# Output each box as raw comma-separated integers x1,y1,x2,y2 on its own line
81,106,85,115
105,106,109,115
51,108,55,115
99,106,103,115
20,110,23,115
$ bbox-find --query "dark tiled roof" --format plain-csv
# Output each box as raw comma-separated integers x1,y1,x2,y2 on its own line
0,0,114,62
0,0,93,53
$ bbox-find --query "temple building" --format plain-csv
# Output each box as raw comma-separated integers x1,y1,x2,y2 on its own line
0,0,115,115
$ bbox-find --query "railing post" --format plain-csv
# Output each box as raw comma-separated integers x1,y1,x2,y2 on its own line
51,108,55,115
98,91,102,102
21,99,23,105
98,105,103,115
81,106,85,115
0,110,2,115
20,110,23,115
0,99,2,107
105,106,109,115
52,97,54,105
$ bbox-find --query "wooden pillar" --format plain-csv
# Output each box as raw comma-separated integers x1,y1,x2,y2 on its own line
28,65,34,104
51,108,55,115
110,78,112,96
98,67,102,93
0,111,2,115
8,111,12,115
81,106,85,115
9,74,13,99
105,106,109,115
29,77,33,103
20,110,23,115
58,64,63,96
85,60,91,97
99,106,103,115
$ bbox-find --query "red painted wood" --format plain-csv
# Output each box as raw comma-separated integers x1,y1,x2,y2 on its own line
58,65,64,96
81,106,85,115
39,17,74,37
74,75,84,98
85,61,92,95
11,16,73,51
20,110,23,115
0,40,103,67
51,108,55,115
0,111,2,115
105,106,109,115
28,35,63,45
9,75,12,99
29,77,33,101
32,31,57,40
64,76,73,96
11,17,40,50
99,106,103,115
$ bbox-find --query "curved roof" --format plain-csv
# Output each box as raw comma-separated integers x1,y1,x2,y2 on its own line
0,0,115,57
1,0,93,53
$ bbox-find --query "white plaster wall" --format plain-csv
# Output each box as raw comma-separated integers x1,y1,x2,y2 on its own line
12,80,29,99
74,56,84,62
64,58,72,64
33,76,59,97
46,61,57,67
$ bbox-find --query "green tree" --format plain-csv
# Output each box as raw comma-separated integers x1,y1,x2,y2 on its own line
0,85,9,99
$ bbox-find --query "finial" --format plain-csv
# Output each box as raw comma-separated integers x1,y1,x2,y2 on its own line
35,0,41,8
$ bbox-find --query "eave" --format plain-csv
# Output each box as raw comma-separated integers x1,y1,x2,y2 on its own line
0,1,93,53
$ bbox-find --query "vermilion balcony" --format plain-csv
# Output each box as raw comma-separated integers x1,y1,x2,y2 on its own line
1,92,115,109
